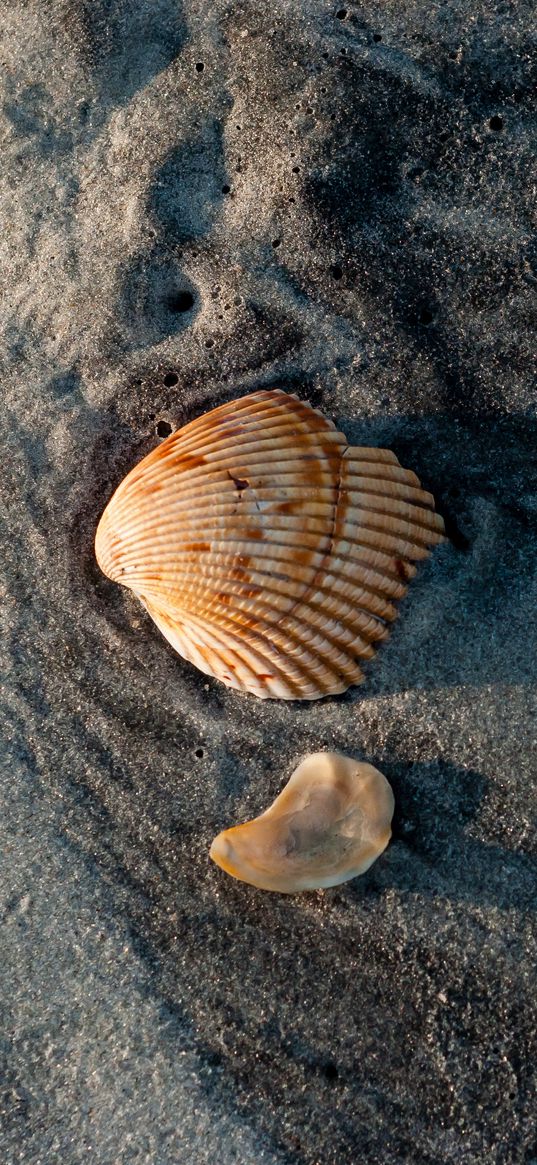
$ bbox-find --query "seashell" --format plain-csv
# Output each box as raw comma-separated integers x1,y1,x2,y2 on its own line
209,751,395,892
95,389,445,699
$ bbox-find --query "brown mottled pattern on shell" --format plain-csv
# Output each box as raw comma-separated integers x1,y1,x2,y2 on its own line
95,389,445,699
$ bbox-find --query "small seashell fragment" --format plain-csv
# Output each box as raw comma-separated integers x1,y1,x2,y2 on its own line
209,751,394,893
95,388,445,699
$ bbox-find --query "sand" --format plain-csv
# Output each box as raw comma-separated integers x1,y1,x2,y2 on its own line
1,1,536,1162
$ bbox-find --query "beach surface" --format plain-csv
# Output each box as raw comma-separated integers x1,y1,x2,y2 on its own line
1,2,536,1162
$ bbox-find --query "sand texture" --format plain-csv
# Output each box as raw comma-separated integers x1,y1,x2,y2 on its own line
1,2,536,1162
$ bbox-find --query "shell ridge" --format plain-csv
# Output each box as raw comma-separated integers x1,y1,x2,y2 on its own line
171,600,330,698
141,566,396,633
345,495,444,531
110,454,428,533
144,554,403,619
277,443,348,634
106,491,337,545
109,531,422,602
126,541,412,596
114,535,418,609
118,454,340,514
181,603,353,697
337,525,431,561
127,392,341,486
111,536,323,574
341,480,430,505
160,562,399,623
141,596,214,678
125,446,320,498
344,463,421,486
198,590,377,666
340,511,444,547
110,489,440,547
153,600,295,698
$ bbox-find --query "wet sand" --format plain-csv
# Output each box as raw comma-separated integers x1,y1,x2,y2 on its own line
1,2,536,1162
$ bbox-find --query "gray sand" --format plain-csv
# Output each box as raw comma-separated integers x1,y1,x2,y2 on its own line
1,2,536,1163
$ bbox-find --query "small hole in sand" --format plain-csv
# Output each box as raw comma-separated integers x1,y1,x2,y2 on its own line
156,420,172,438
336,8,347,18
272,238,281,248
222,183,231,193
292,165,300,173
489,114,504,131
195,747,204,759
331,264,343,280
163,372,178,388
418,305,434,325
167,291,194,313
195,62,204,73
373,32,382,42
322,1062,339,1081
205,338,215,349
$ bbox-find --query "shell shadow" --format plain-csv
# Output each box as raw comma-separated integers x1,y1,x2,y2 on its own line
346,758,536,916
335,409,537,696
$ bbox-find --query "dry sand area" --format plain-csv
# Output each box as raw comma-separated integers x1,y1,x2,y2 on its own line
1,2,536,1163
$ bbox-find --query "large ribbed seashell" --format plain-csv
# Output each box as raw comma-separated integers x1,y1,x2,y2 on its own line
95,389,445,699
209,752,395,893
